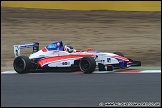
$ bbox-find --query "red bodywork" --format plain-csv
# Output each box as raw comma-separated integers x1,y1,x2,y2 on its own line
38,54,94,67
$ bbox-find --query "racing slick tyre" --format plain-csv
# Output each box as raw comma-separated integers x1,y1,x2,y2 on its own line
113,52,124,57
79,56,96,74
13,56,31,74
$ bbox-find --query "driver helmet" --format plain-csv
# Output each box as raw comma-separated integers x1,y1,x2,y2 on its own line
57,42,60,47
64,45,74,53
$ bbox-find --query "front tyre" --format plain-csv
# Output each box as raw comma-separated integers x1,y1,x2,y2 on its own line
79,56,96,74
13,56,31,74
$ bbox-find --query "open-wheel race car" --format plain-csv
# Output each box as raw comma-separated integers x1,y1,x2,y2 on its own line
13,41,141,74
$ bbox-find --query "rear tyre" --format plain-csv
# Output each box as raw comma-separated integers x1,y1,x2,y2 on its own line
79,56,96,74
13,56,31,74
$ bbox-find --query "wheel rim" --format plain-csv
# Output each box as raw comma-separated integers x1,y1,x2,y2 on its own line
81,60,90,70
15,59,25,71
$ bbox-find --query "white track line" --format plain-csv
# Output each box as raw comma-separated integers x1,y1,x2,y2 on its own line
1,71,17,74
1,70,161,74
93,71,115,74
141,70,161,73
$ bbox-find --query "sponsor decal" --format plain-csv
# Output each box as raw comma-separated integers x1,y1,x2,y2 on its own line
107,58,111,62
47,44,56,49
39,55,45,57
14,45,20,57
62,62,70,65
53,50,59,53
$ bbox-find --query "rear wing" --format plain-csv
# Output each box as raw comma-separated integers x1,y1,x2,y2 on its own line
13,42,39,58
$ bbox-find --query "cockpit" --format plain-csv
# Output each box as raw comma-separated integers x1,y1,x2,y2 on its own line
43,41,75,53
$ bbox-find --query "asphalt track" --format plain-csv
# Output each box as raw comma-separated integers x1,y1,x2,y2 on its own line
1,72,161,107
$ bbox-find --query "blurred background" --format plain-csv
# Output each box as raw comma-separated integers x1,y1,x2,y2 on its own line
1,1,161,107
1,1,161,67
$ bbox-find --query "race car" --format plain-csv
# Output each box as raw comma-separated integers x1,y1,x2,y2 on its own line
13,41,141,74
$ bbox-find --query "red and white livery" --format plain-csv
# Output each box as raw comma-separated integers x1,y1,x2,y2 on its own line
13,41,141,74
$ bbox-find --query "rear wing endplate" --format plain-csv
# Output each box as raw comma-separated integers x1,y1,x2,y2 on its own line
13,42,39,58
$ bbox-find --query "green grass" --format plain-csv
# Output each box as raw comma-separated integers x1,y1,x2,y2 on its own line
128,66,161,70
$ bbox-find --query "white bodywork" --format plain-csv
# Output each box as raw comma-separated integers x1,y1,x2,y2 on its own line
29,50,120,67
13,43,125,68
